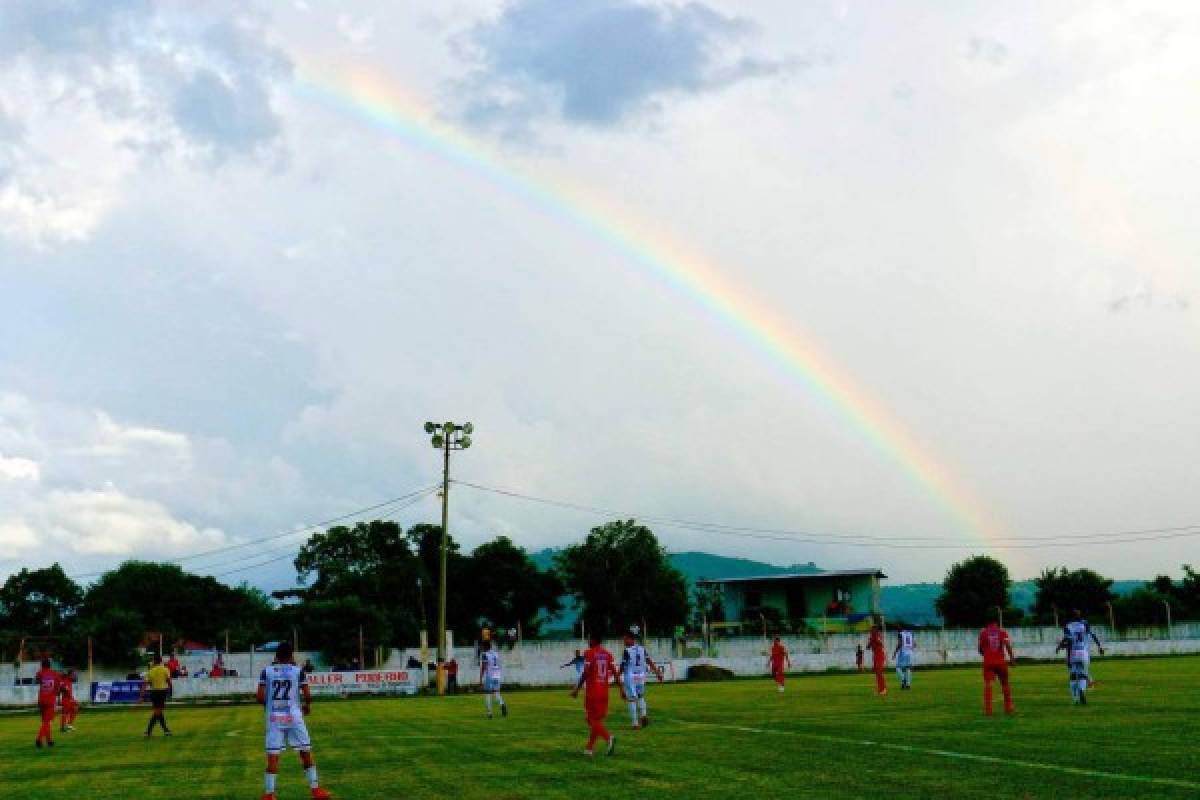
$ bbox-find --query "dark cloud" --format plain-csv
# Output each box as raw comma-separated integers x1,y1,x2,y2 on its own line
455,0,785,130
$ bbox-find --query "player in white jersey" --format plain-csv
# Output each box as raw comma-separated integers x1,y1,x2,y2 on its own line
479,640,507,719
618,632,662,729
1055,609,1104,704
893,627,916,689
256,642,331,800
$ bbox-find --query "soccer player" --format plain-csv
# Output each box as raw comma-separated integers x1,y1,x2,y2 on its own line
34,658,59,748
59,669,78,732
570,633,625,756
1056,609,1104,704
893,626,915,690
767,637,790,693
141,653,173,737
258,641,332,800
479,640,507,718
978,614,1016,716
619,632,662,728
868,624,887,695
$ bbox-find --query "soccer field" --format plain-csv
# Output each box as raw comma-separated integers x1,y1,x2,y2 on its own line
1,657,1197,800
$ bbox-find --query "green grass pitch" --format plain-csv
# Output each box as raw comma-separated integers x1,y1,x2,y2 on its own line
1,657,1196,799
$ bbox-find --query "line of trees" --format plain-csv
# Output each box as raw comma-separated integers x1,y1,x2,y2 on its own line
935,555,1200,628
0,518,690,667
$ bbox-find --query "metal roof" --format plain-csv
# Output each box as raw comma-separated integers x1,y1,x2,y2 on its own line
696,569,887,586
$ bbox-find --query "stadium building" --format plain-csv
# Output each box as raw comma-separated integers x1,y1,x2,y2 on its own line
697,569,887,634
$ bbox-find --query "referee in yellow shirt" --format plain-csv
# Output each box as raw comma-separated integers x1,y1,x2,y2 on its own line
141,654,173,737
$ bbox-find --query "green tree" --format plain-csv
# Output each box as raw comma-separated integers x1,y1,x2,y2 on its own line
467,536,563,637
0,564,83,637
692,583,725,629
555,520,689,637
291,520,424,649
76,561,276,657
1112,566,1200,626
935,555,1019,627
1031,567,1116,624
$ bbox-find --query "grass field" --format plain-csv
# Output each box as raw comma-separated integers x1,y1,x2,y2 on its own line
1,657,1197,799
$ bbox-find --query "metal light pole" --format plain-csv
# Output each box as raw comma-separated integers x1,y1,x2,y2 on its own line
1163,599,1172,640
424,420,473,695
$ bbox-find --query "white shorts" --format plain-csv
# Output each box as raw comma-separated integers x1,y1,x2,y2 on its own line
266,720,311,754
623,676,645,699
484,676,502,692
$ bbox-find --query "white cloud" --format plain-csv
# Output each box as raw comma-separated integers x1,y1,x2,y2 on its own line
0,2,290,244
0,454,40,482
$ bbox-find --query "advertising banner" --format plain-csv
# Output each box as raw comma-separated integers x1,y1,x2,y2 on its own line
90,680,146,704
306,670,419,696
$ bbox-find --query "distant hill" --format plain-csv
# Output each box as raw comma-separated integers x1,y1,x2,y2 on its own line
530,548,1151,628
530,548,820,586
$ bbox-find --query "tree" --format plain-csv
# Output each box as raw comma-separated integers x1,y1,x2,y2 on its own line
1113,565,1200,626
291,520,424,649
467,536,563,637
76,561,276,656
1032,567,1116,624
0,564,83,637
935,555,1019,627
555,520,690,637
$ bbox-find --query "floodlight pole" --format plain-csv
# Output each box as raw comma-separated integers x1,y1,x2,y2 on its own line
424,420,473,696
436,432,451,695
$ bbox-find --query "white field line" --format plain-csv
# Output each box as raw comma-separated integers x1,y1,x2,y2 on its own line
670,719,1200,791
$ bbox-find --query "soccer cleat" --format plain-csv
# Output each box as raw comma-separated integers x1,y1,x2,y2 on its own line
1079,691,1087,705
606,736,617,756
46,740,54,747
501,703,508,718
311,788,332,799
262,794,277,800
631,723,640,730
35,740,43,749
583,749,594,757
486,712,493,720
879,689,888,696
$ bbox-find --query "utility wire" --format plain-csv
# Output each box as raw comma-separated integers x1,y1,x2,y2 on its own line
453,480,1200,550
69,484,439,580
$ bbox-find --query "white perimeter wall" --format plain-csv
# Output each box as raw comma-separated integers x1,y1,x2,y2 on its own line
1,625,1196,705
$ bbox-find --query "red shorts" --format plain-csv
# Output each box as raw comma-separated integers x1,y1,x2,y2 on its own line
983,663,1009,683
584,694,609,722
771,667,785,681
39,703,56,722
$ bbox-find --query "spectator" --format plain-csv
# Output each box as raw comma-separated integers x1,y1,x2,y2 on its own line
406,655,421,669
302,658,316,674
446,658,459,693
211,656,224,679
856,644,864,673
166,652,182,679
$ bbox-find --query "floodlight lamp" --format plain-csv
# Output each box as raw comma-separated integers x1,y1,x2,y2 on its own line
444,421,456,433
460,436,472,449
431,434,445,448
463,422,474,434
424,422,435,434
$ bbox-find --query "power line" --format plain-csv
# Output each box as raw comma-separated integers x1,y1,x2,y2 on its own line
69,484,439,580
193,489,438,578
453,480,1200,550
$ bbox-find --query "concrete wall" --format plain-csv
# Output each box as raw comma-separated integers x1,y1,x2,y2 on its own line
1,626,1196,704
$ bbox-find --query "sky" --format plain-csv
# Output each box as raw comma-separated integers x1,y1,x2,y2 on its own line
1,0,1198,590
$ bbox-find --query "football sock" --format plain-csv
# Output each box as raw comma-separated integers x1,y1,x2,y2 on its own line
305,766,319,788
628,702,638,725
638,698,647,718
264,773,277,793
484,695,492,714
495,693,505,708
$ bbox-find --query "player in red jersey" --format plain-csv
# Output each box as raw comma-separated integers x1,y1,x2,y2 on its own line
59,669,78,732
978,615,1016,716
34,658,60,748
767,637,790,693
570,633,626,756
867,624,887,695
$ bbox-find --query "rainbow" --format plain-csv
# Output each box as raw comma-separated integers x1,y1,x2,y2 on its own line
291,65,1008,546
